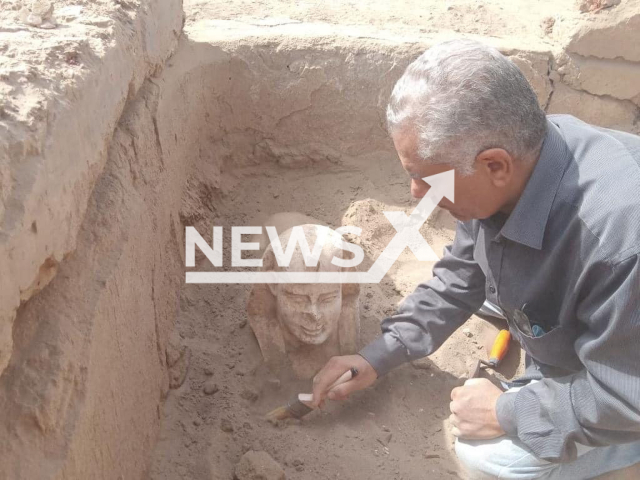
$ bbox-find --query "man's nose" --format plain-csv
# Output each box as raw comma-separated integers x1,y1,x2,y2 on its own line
411,178,430,199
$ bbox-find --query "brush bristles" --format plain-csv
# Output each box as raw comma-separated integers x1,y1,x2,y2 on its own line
265,405,291,422
265,397,314,422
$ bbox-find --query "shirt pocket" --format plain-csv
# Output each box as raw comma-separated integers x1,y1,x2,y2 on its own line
507,309,584,372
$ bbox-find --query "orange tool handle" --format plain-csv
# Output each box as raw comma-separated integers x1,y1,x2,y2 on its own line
488,329,511,366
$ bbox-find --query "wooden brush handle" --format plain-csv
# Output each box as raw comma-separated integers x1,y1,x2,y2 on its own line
298,368,356,403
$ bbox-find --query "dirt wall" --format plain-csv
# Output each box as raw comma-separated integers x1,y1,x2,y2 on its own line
549,0,640,130
0,0,184,375
0,1,185,479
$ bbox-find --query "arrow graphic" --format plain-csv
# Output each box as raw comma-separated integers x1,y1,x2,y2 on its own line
186,170,454,283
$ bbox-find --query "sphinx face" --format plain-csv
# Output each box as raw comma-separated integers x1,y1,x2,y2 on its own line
275,283,342,345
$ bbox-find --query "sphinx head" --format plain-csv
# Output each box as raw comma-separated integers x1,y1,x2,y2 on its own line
265,225,345,346
247,223,361,378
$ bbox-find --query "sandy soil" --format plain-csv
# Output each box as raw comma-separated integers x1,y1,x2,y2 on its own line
185,0,581,48
148,150,524,480
0,1,122,130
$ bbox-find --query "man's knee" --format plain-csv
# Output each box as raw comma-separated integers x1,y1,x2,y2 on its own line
455,439,496,479
454,437,554,479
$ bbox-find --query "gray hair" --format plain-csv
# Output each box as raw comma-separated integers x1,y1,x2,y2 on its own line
387,39,547,175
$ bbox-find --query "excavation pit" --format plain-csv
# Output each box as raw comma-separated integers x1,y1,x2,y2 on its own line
143,34,519,480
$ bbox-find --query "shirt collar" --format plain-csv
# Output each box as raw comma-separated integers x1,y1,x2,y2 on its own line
499,119,572,250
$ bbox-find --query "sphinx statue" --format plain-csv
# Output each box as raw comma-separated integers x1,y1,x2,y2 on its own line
247,223,360,379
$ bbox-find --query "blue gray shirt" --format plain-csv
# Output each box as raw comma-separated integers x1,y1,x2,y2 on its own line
360,115,640,463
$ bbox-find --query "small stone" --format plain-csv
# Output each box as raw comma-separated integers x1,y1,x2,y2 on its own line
18,6,30,23
25,13,43,26
31,1,54,18
234,450,285,480
410,360,431,370
221,418,234,433
377,433,393,446
193,418,202,426
204,366,214,376
578,0,620,13
40,19,56,29
541,16,555,35
203,380,219,395
462,328,473,338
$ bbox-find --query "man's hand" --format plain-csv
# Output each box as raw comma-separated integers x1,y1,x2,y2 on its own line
449,378,505,440
311,355,378,408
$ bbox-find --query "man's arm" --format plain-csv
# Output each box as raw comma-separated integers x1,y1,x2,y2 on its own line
496,253,640,462
360,220,487,376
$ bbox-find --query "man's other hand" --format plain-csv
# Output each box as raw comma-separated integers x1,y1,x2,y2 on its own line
311,355,378,408
449,378,506,440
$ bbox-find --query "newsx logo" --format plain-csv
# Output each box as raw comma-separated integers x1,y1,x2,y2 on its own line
186,224,364,269
185,170,454,284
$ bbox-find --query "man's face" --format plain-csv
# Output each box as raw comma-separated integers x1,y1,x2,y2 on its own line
392,131,511,222
275,283,343,345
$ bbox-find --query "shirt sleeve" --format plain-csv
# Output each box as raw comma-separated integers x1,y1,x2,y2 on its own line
496,253,640,462
359,220,487,376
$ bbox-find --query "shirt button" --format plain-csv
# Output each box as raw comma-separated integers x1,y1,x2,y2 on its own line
489,286,496,294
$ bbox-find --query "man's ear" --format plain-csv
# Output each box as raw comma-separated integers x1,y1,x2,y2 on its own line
475,148,513,188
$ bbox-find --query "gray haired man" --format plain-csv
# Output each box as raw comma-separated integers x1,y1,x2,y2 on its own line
311,39,640,479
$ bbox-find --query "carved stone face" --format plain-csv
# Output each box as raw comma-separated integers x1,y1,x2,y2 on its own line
248,221,360,379
275,283,343,345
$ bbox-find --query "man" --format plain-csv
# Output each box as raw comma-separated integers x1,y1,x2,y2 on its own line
311,39,640,479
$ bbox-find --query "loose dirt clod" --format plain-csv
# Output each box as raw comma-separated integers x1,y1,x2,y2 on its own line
19,0,56,28
203,380,219,395
234,451,286,480
240,388,259,402
221,418,235,433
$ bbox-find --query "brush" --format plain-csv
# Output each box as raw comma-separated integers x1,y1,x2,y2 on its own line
265,367,359,421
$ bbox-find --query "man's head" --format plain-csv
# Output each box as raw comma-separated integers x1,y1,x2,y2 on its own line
387,39,547,221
